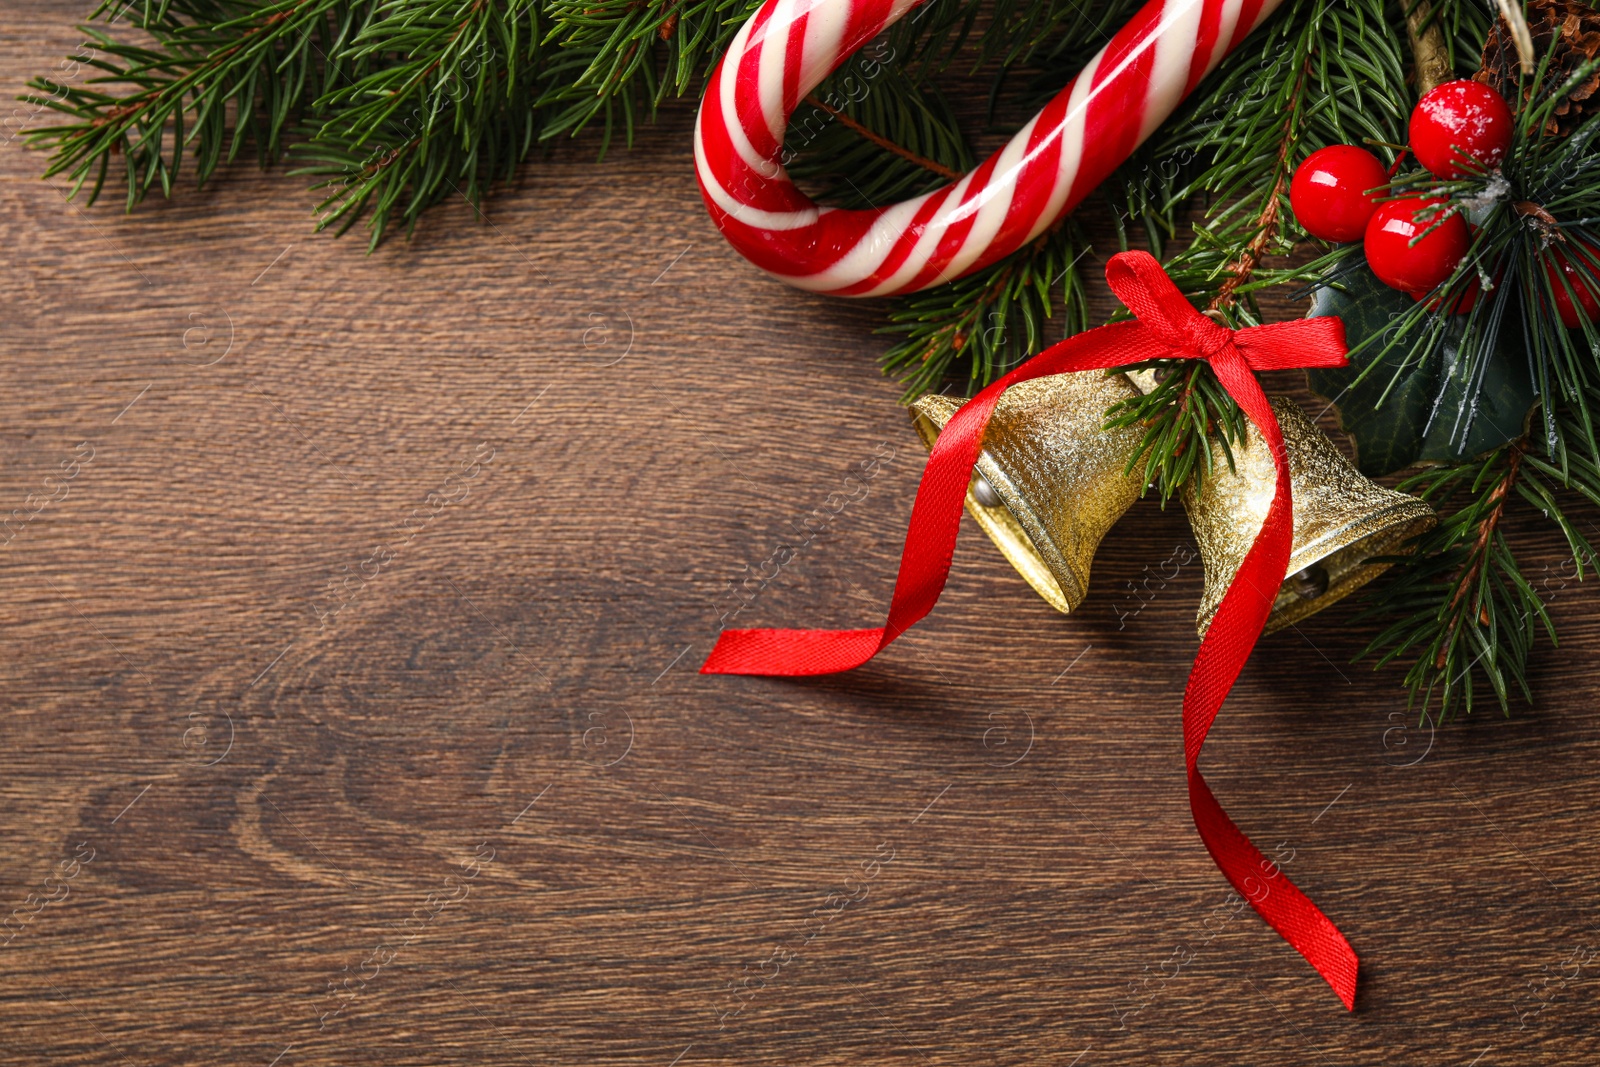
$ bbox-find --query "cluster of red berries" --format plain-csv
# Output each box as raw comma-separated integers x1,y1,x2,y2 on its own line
1289,80,1599,326
1290,81,1510,301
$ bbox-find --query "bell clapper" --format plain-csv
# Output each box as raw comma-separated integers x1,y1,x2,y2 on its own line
1291,564,1330,600
971,471,1003,509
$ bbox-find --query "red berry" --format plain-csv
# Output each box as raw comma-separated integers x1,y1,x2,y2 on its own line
1409,80,1514,179
1364,197,1470,293
1544,244,1600,328
1290,145,1390,242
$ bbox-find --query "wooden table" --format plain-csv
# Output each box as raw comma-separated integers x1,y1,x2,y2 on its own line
4,7,1599,1064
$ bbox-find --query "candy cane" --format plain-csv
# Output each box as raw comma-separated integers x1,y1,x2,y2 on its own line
695,0,1285,297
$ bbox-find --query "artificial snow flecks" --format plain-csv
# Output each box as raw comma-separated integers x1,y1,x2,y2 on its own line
1460,174,1512,226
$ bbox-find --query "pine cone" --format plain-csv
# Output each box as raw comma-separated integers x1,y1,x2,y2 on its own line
1478,0,1600,136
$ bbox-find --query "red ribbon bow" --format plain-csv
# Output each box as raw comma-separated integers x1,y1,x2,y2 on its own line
703,251,1359,1010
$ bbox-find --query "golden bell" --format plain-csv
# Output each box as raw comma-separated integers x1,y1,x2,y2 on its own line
910,371,1148,613
1184,397,1437,636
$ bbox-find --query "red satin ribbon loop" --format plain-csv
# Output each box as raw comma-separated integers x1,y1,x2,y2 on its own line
702,251,1360,1010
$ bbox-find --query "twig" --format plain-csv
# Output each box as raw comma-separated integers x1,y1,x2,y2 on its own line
1436,440,1526,668
1404,0,1453,95
802,95,961,180
1210,56,1310,309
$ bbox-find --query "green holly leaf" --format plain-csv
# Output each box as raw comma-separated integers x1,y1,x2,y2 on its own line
1304,258,1537,477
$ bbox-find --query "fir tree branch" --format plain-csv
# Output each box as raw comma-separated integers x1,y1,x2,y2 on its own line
1361,386,1600,721
23,0,355,207
1436,438,1524,669
782,55,971,209
878,219,1088,402
1360,442,1543,720
1103,356,1248,505
1209,52,1309,310
539,0,760,145
292,0,543,246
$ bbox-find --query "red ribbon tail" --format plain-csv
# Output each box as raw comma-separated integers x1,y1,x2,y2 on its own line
1189,769,1360,1009
700,627,889,676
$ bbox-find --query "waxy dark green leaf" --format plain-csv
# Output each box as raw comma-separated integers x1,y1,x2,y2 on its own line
1305,259,1537,477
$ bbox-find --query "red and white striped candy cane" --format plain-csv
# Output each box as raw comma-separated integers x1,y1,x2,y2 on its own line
695,0,1285,297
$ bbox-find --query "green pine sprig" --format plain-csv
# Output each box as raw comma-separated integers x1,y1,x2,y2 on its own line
1358,430,1600,720
876,219,1090,403
292,0,544,246
1102,357,1250,505
23,0,357,208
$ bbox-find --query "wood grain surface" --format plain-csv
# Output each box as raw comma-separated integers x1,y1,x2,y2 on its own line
4,5,1600,1064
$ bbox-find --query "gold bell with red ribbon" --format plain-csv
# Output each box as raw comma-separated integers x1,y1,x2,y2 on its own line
909,370,1148,613
912,375,1436,632
1181,395,1436,636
